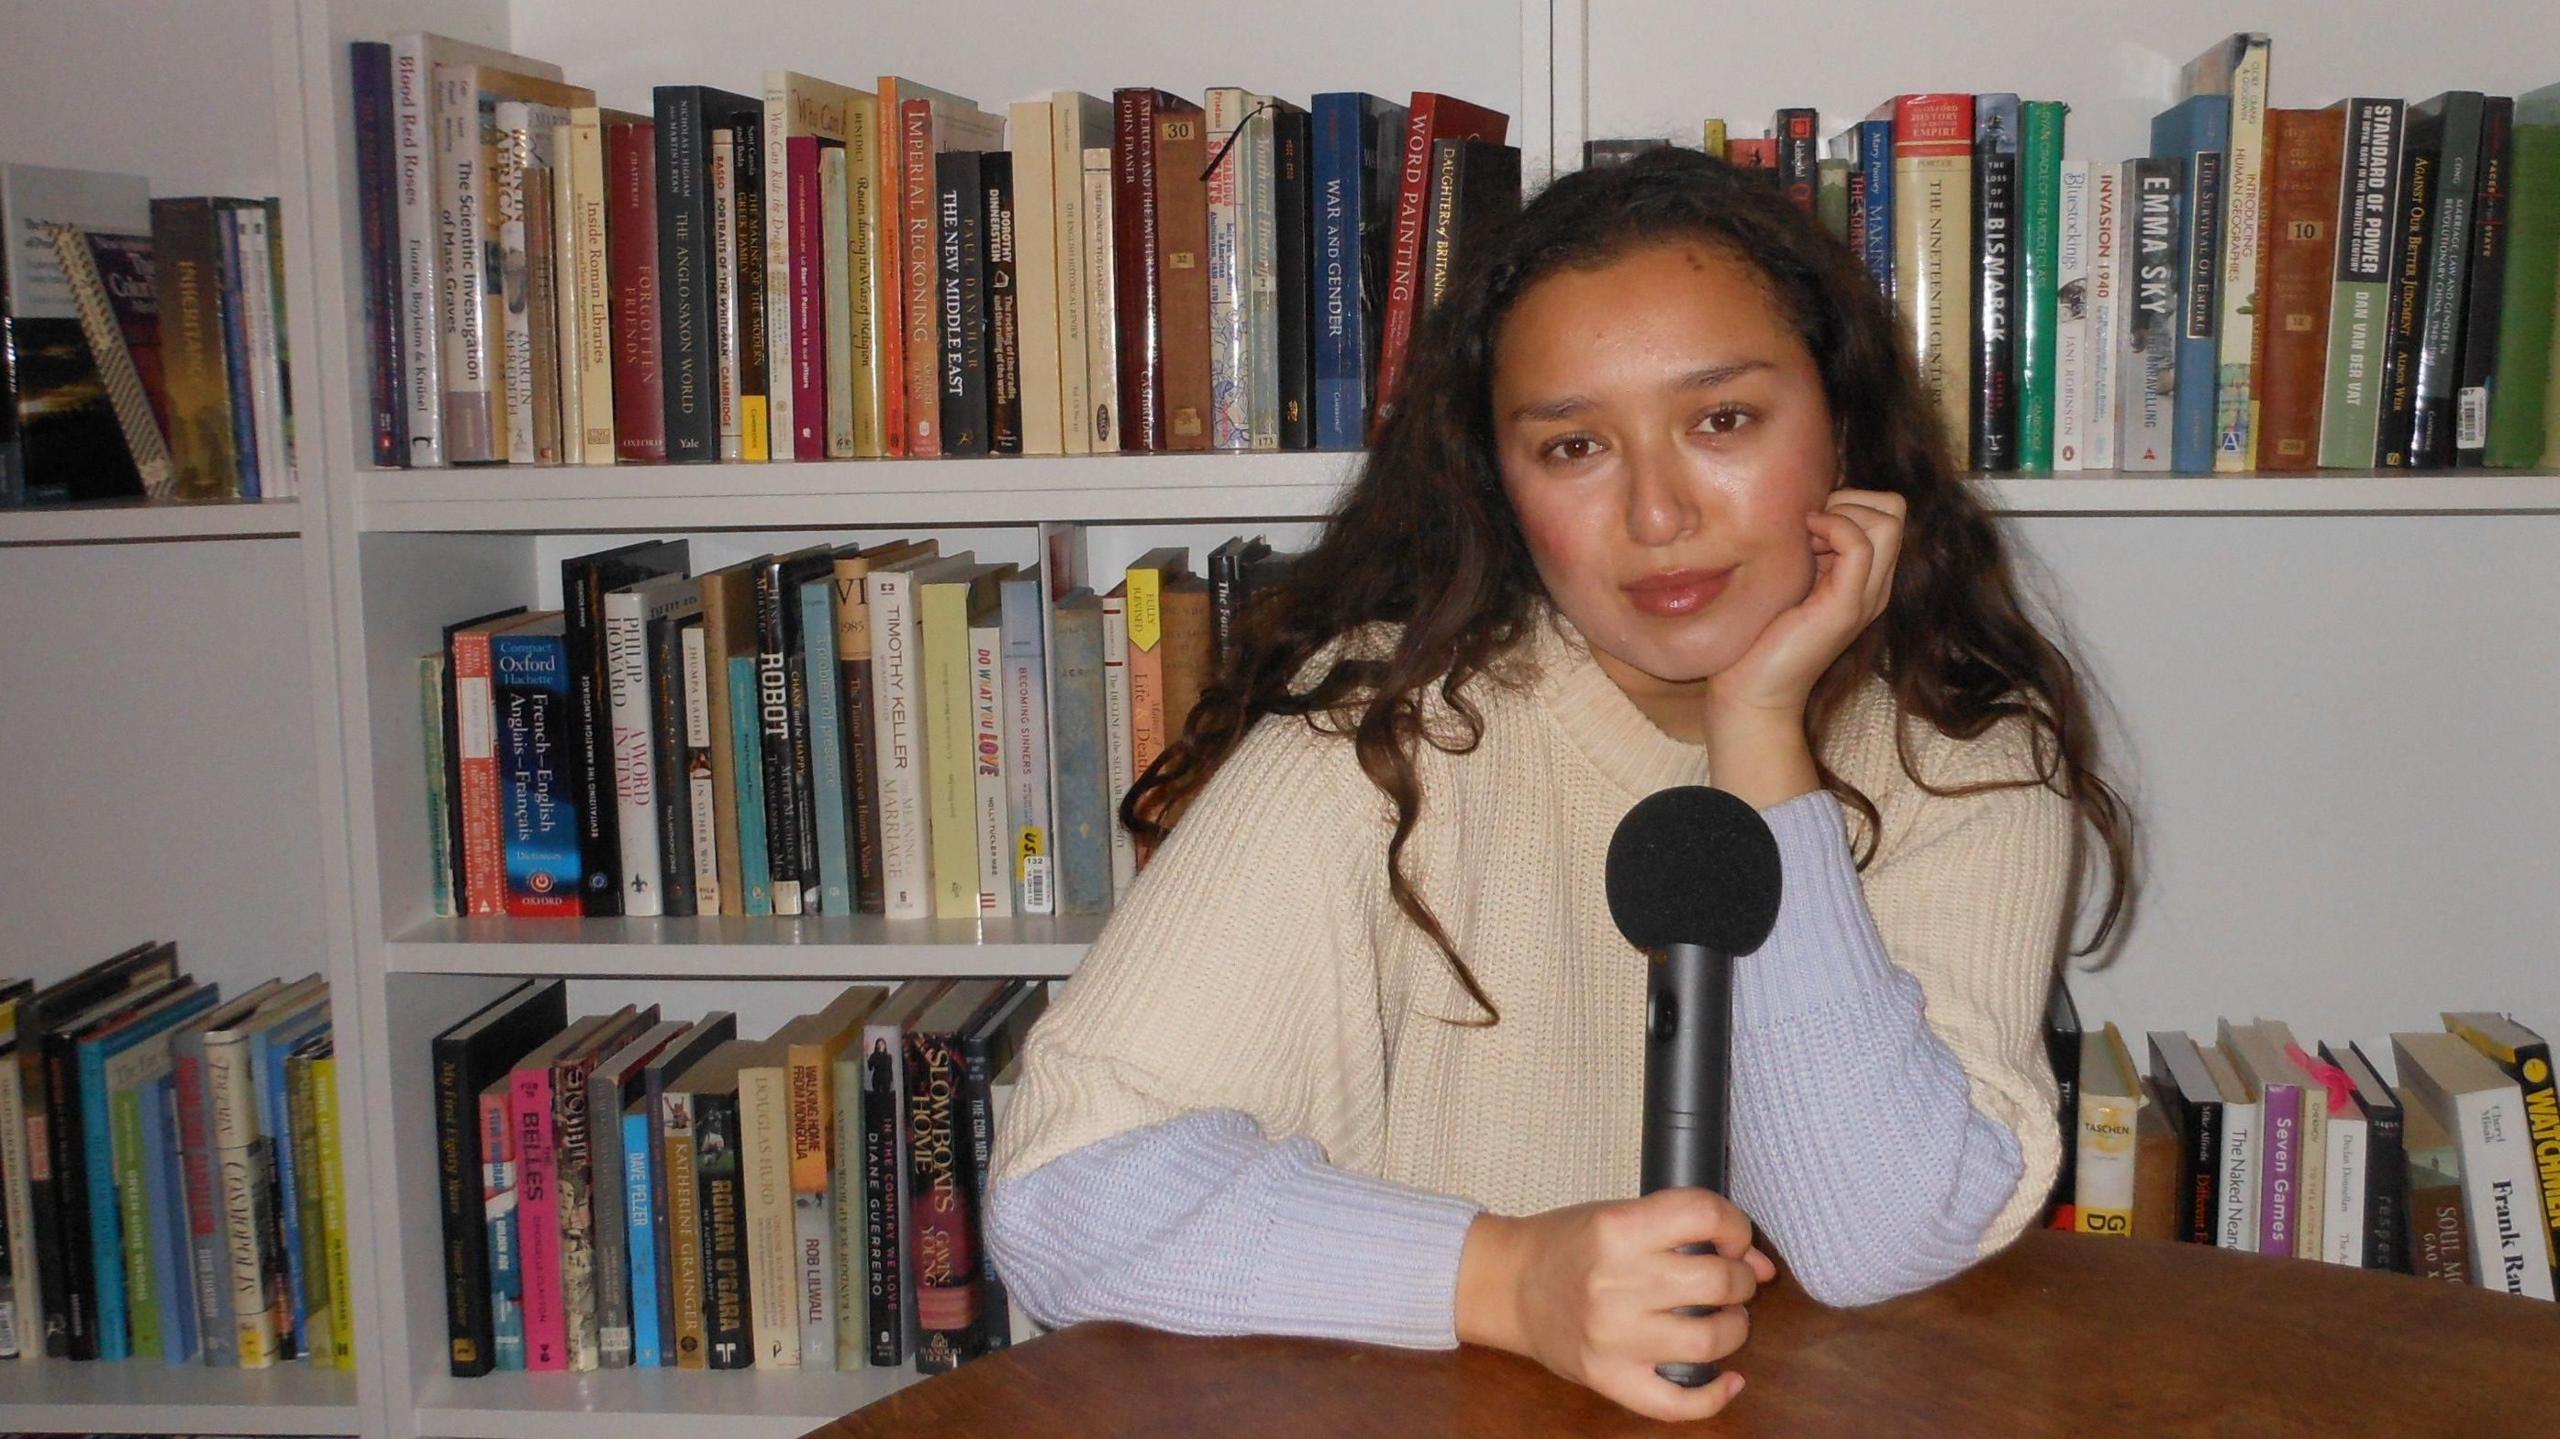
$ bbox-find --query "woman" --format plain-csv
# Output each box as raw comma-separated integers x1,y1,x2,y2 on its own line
985,146,2134,1422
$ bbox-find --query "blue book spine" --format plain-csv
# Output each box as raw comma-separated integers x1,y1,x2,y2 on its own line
800,578,854,915
493,628,583,914
1312,93,1364,450
78,1040,131,1360
142,1076,196,1364
998,573,1053,913
258,1017,326,1353
623,1110,659,1367
216,209,262,499
2153,95,2229,474
1857,117,1895,299
1049,597,1112,916
729,655,774,914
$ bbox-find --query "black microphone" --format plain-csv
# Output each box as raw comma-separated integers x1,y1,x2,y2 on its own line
1605,785,1783,1390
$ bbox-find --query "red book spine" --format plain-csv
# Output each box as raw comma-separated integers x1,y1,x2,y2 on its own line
1370,94,1508,439
789,135,830,460
454,627,508,915
877,87,908,457
1113,89,1163,451
512,1064,568,1371
901,98,943,458
2253,108,2347,472
609,119,667,463
170,1051,220,1307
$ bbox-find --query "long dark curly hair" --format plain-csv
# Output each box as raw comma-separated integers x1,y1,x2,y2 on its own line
1126,145,2136,1019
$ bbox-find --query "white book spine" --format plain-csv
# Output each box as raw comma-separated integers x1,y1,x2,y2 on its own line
1009,101,1065,457
434,63,503,463
492,102,542,466
1008,642,1055,918
822,148,857,458
794,1183,833,1369
569,109,616,463
206,1032,279,1368
1052,96,1096,455
682,623,721,913
2052,160,2090,472
1204,88,1251,451
0,1054,32,1351
603,589,663,915
2455,1088,2555,1299
2085,165,2121,471
2218,1097,2258,1251
1246,99,1281,450
828,1056,866,1362
2324,1110,2366,1266
2119,158,2177,472
2213,41,2271,472
391,36,447,465
1082,147,1122,453
2290,1078,2327,1262
867,571,935,919
741,1073,799,1369
1101,593,1136,898
550,121,585,465
971,621,1013,919
711,134,743,461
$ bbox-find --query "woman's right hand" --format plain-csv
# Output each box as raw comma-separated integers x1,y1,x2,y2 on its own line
1455,1189,1775,1422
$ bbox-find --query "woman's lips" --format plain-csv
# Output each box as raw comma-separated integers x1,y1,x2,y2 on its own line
1623,568,1733,617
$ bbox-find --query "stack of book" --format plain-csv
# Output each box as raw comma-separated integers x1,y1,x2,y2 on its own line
2044,982,2560,1304
433,976,1043,1377
0,164,297,506
350,37,1525,467
0,944,350,1368
1601,35,2560,473
422,527,1294,922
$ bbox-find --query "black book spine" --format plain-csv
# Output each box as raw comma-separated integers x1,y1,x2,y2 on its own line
692,1088,752,1369
655,87,717,462
2181,1097,2222,1247
836,571,886,914
1208,543,1243,670
1275,105,1314,450
2375,139,2436,468
1454,144,1522,266
564,565,624,916
958,1028,1008,1352
1421,139,1465,313
646,610,697,916
2411,94,2487,468
432,1032,491,1374
733,115,768,449
863,1038,904,1365
751,563,806,914
2366,1104,2409,1273
1973,110,2021,473
350,41,406,467
779,569,823,908
938,151,990,455
2452,97,2514,467
984,153,1022,455
19,1037,63,1356
42,1033,98,1357
1774,107,1820,214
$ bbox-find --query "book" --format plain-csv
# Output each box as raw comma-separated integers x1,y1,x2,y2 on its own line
1371,93,1508,437
2402,1091,2472,1284
2073,1022,2140,1237
2153,95,2228,474
2406,92,2489,468
655,85,762,463
904,980,1009,1371
566,540,691,918
773,985,887,1370
2180,33,2270,471
2016,98,2066,471
2253,108,2348,471
2146,1031,2225,1246
588,1018,686,1369
2,164,156,505
2319,99,2410,469
2441,1012,2560,1293
958,981,1049,1352
490,615,581,917
2393,1030,2553,1299
2326,1041,2409,1273
1887,95,1975,468
862,980,952,1365
2485,83,2560,467
510,1012,618,1370
2218,1020,2303,1258
1311,92,1408,451
2119,157,2183,471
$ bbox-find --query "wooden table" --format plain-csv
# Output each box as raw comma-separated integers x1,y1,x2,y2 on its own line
812,1229,2560,1436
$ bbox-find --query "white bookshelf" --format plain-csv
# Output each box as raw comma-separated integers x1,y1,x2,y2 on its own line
4,1,2559,1437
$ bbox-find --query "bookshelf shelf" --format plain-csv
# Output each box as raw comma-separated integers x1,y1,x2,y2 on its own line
411,1366,924,1439
0,497,302,546
384,913,1104,976
0,1357,361,1435
352,463,2560,535
356,452,1365,532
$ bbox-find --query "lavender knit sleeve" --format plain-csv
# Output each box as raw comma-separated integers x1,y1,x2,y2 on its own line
1725,788,2025,1307
984,1109,1481,1348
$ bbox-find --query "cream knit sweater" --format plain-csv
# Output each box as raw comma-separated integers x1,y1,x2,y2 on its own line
990,609,2076,1330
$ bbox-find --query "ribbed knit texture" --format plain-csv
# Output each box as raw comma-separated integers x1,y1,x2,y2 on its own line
990,608,2076,1336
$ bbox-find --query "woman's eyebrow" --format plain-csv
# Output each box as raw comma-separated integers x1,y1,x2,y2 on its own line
1507,360,1776,425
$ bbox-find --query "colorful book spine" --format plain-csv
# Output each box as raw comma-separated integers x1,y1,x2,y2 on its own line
2320,99,2409,468
1971,93,2020,474
623,1106,659,1366
728,656,775,915
1000,573,1055,916
493,626,581,917
2154,96,2228,473
2208,38,2271,470
802,577,855,916
511,1061,567,1370
2258,1074,2302,1257
2054,160,2091,470
2017,99,2066,472
2086,165,2121,470
661,1088,705,1370
1891,95,1975,469
970,614,1011,917
314,1053,353,1368
2485,84,2560,467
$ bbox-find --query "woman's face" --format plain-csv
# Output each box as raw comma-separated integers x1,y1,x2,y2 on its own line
1492,241,1840,702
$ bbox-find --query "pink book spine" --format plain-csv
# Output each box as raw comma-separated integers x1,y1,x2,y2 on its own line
512,1064,568,1371
789,135,829,460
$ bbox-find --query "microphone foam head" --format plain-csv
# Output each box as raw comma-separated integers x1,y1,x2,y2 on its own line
1605,785,1784,955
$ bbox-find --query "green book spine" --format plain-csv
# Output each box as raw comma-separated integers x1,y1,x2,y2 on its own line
2319,99,2406,469
2486,103,2560,466
110,1086,160,1358
726,656,774,915
2019,100,2068,469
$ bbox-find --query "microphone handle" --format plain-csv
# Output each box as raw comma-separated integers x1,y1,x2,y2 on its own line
1641,941,1732,1389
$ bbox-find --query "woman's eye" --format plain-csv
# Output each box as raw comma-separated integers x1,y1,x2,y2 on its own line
1697,407,1753,436
1540,434,1601,464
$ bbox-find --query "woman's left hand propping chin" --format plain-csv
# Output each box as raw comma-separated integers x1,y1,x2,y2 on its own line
1703,487,1906,720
